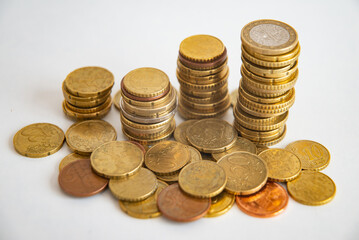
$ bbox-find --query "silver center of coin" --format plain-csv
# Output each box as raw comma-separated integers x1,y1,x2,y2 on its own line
249,24,290,47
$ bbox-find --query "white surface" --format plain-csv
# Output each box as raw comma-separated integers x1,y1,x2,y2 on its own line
1,0,358,239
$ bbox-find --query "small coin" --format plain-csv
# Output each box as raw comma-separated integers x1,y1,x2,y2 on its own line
13,123,65,158
212,137,257,161
157,183,211,222
287,170,336,206
109,168,158,202
230,89,238,107
217,152,268,195
59,153,88,171
285,140,330,171
58,159,108,197
174,120,198,145
258,148,301,182
205,191,235,218
236,181,288,218
186,145,202,163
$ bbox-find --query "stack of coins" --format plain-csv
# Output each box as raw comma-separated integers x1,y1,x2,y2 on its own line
62,66,114,121
234,19,300,146
176,35,231,119
119,67,177,145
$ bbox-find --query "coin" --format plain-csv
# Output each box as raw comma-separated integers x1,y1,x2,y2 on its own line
13,123,65,158
217,152,268,195
62,99,112,121
256,145,269,154
205,191,235,218
109,167,158,202
177,101,230,120
236,181,288,218
58,159,108,197
113,89,121,112
128,141,146,154
177,58,228,77
157,183,211,222
287,170,336,206
156,171,180,183
174,120,198,145
186,145,202,163
258,148,301,182
243,43,300,62
64,96,112,114
59,153,88,171
285,140,330,171
212,137,257,161
91,141,144,179
65,120,117,155
230,89,238,107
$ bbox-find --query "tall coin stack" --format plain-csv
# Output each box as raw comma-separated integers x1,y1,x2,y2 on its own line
234,19,300,146
176,35,231,119
119,67,177,145
62,66,114,121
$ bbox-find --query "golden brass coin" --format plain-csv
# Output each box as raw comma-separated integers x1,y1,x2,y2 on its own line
109,168,158,202
287,170,336,206
118,180,168,219
177,103,230,120
243,43,300,62
121,86,174,108
256,145,269,154
113,89,121,111
212,137,257,161
254,125,287,146
177,58,228,77
122,118,174,140
177,70,229,92
65,120,116,155
242,56,295,78
180,88,228,105
91,141,143,179
186,118,237,153
62,81,110,102
180,81,228,98
177,66,229,84
156,171,180,183
217,152,268,195
174,120,198,145
179,161,227,198
236,125,286,143
13,123,65,158
285,140,330,171
205,191,235,218
145,141,190,175
230,89,238,107
62,99,112,121
239,83,294,104
186,145,202,163
179,94,230,113
59,153,87,171
64,96,111,114
64,66,114,97
120,112,174,130
258,148,301,182
235,124,284,139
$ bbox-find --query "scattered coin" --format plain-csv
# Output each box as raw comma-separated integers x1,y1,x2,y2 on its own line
205,191,235,218
59,152,88,171
212,137,257,161
174,120,198,145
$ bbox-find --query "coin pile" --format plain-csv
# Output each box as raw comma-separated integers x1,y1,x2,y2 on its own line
119,67,177,145
62,66,114,121
233,19,300,146
176,35,231,119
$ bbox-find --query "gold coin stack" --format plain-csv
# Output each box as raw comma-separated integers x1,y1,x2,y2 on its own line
176,34,231,119
234,19,300,146
119,67,177,145
62,66,114,121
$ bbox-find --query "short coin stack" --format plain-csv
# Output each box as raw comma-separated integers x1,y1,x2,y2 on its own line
176,35,231,119
119,67,177,145
62,66,114,121
234,19,300,146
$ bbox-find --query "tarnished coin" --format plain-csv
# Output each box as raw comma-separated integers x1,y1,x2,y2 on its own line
205,191,235,218
65,120,117,155
58,159,108,197
157,183,211,222
186,118,237,153
174,120,198,145
13,123,65,158
91,141,144,179
287,170,336,206
285,140,330,171
236,181,288,218
258,148,301,182
212,137,257,161
119,180,168,219
179,161,227,198
109,168,158,202
59,153,88,171
217,152,268,195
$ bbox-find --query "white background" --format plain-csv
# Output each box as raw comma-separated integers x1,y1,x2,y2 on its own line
1,0,358,239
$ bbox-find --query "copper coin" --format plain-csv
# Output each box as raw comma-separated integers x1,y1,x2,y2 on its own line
178,48,227,70
129,141,146,154
120,79,170,102
58,159,108,197
236,182,288,218
157,183,211,222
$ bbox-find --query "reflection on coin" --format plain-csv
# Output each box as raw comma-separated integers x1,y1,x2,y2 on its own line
212,137,257,161
205,191,235,218
59,153,88,171
174,120,198,145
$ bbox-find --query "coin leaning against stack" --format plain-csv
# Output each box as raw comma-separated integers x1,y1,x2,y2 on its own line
176,34,231,119
62,66,114,121
118,67,177,145
234,19,300,146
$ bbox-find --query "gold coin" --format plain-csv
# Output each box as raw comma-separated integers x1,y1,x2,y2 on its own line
59,153,86,171
180,88,228,105
235,124,284,139
177,66,229,84
236,125,286,143
285,140,330,171
174,120,198,145
230,89,238,107
62,81,111,102
122,119,174,140
179,94,230,113
121,86,174,108
253,125,287,146
122,67,170,98
205,191,235,218
64,66,114,97
287,170,336,206
212,137,257,161
113,89,121,112
217,152,267,195
243,43,300,62
13,123,65,158
109,167,158,202
179,35,225,62
145,141,190,175
180,81,228,98
91,141,143,179
64,96,112,114
242,56,295,78
186,118,237,153
258,148,301,182
177,70,229,92
118,180,168,219
120,112,174,130
65,120,116,155
186,145,202,163
256,145,269,154
62,99,112,121
239,83,294,104
177,58,228,77
178,100,230,119
156,171,180,183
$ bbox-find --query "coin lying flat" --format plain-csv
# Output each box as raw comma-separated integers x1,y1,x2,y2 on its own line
13,123,65,158
59,153,88,171
205,191,235,218
186,145,202,163
212,137,257,161
256,145,269,154
174,120,198,145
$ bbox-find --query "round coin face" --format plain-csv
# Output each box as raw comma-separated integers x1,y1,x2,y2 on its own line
287,170,336,206
157,183,211,222
59,153,88,171
13,123,65,158
174,120,198,145
212,137,257,161
205,191,235,218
